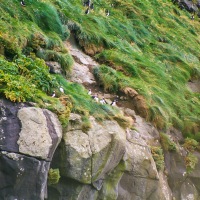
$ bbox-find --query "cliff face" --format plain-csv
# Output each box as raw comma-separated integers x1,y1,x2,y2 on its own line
1,97,200,200
0,99,62,200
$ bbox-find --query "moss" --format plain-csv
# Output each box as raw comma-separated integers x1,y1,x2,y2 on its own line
97,160,126,200
48,168,61,185
151,146,164,171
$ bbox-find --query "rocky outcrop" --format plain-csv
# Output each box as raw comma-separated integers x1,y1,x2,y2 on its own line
64,36,97,85
46,61,62,74
0,99,62,200
48,113,172,200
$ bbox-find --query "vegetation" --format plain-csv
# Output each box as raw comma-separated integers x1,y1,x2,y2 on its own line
160,132,177,151
48,168,61,185
183,138,199,152
185,153,198,174
0,0,199,134
151,146,165,171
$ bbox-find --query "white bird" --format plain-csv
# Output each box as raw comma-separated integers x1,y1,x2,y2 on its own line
51,91,56,98
94,94,99,102
88,89,92,95
106,10,109,16
100,98,107,104
59,86,64,93
21,0,26,6
110,99,117,106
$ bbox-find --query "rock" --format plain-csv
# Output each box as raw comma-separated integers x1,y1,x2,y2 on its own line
0,99,63,199
180,179,198,200
65,35,98,66
17,107,62,161
46,61,62,74
48,177,98,200
122,87,138,98
180,0,198,13
187,79,200,93
118,139,165,200
0,151,50,200
70,61,96,84
58,114,126,185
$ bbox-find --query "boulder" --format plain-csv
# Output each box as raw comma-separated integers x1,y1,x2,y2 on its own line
17,107,62,161
70,61,96,84
180,0,198,13
46,61,62,74
58,114,126,186
0,151,50,200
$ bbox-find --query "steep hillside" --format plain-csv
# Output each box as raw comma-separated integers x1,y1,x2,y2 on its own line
1,0,200,199
0,0,200,136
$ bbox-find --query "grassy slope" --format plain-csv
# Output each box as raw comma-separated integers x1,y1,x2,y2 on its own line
0,0,200,136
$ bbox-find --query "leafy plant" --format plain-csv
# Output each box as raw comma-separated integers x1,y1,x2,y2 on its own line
48,168,61,185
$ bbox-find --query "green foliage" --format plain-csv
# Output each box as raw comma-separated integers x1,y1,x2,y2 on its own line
160,132,177,151
0,0,200,136
185,153,198,174
48,168,60,185
183,138,199,152
36,49,74,72
151,146,164,171
81,116,91,133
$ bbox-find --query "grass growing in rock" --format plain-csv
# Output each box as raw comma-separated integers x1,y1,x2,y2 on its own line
160,132,177,151
0,0,200,134
151,146,165,171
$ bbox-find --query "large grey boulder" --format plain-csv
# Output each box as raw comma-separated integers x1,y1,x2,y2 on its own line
17,107,62,160
59,114,126,187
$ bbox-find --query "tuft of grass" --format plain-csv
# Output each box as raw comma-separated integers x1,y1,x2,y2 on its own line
160,132,177,152
0,0,200,137
182,138,199,152
151,146,165,171
185,153,198,174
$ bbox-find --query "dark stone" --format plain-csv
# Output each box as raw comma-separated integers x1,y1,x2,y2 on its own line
180,0,198,13
43,110,60,160
0,99,28,153
0,152,50,200
48,177,97,200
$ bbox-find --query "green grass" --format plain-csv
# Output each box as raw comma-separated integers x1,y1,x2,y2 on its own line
0,0,199,135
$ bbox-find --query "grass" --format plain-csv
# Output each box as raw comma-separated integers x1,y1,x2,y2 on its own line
0,0,199,135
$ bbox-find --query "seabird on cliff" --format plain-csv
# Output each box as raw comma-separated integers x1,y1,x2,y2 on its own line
20,0,26,6
100,98,107,104
59,86,64,93
92,94,99,102
110,99,117,106
85,7,90,14
51,91,56,98
90,3,94,10
105,9,110,16
88,89,92,95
